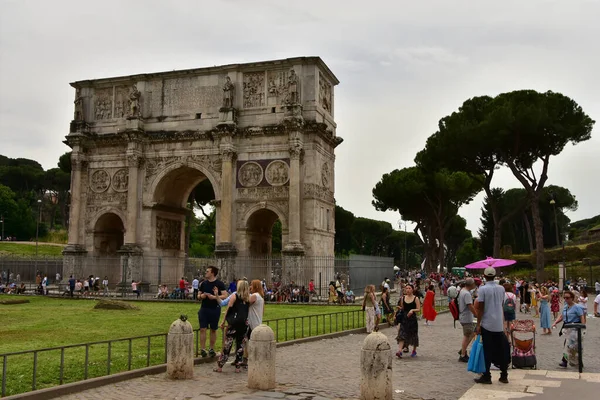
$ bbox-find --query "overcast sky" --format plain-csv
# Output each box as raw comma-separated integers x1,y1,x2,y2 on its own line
1,0,598,237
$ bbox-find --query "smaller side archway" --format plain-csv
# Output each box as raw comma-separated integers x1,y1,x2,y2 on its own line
93,212,125,256
244,206,286,257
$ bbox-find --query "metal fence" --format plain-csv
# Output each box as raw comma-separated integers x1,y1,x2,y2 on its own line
0,254,394,299
0,308,365,397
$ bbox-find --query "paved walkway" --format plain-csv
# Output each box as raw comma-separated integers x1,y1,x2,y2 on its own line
55,313,600,400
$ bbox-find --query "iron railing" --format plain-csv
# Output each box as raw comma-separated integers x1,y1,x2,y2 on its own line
0,308,365,397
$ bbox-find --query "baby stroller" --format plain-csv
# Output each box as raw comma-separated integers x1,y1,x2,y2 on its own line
510,319,537,369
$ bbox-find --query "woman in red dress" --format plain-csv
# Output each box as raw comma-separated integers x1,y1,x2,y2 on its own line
422,284,438,325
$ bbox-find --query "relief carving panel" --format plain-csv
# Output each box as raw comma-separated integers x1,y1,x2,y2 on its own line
94,88,113,120
144,156,181,185
90,170,111,193
237,185,289,200
265,160,289,186
238,161,263,188
156,217,181,250
321,162,331,189
319,74,332,113
243,72,265,108
304,183,334,203
114,86,129,119
112,169,129,192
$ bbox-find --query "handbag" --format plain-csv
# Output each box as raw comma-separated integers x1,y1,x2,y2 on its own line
467,335,486,374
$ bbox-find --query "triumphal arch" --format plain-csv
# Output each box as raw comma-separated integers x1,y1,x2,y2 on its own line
63,57,342,285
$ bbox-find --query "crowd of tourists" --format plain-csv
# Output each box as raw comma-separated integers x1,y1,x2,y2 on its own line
370,268,599,386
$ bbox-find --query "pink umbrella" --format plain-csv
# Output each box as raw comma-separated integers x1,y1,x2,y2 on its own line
464,256,516,269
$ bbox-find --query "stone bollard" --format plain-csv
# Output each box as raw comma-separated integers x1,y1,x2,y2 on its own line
166,315,194,379
247,324,276,390
360,332,392,400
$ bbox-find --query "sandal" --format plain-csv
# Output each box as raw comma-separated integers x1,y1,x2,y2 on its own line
213,367,222,373
235,368,241,373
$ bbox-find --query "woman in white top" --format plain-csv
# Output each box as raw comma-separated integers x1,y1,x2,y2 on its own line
242,279,265,367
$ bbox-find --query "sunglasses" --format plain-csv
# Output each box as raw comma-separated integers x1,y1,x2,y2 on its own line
563,296,571,300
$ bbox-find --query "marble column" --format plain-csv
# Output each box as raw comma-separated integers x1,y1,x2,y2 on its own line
217,148,235,247
66,154,84,246
124,153,140,245
63,145,87,281
284,132,304,253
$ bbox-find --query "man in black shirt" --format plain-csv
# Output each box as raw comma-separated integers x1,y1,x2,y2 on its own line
198,266,227,358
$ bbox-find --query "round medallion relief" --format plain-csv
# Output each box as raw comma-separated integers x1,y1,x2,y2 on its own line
112,168,129,192
90,170,111,193
322,162,330,188
238,161,264,187
265,160,289,186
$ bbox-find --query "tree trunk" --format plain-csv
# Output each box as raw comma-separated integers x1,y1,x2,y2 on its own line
492,221,502,258
438,231,445,273
529,195,545,282
523,211,534,253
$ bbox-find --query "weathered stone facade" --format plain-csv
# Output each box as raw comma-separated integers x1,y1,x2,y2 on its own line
63,57,342,281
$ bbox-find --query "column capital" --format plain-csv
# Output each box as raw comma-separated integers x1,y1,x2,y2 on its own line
220,148,237,163
126,153,144,168
71,155,87,172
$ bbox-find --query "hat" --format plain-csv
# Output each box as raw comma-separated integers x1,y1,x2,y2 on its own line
483,267,496,277
386,279,390,282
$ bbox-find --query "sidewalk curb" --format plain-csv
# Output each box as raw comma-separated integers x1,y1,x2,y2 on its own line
3,327,368,400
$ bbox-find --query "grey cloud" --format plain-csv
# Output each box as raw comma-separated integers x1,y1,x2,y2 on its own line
1,0,598,237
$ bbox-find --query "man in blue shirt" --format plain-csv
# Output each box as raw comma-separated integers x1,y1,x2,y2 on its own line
475,267,510,384
68,275,76,298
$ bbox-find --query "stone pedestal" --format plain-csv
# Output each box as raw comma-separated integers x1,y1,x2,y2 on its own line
166,316,194,379
215,243,237,284
248,325,276,390
119,244,143,283
125,118,144,131
218,107,238,125
282,248,304,286
62,245,87,281
360,332,392,400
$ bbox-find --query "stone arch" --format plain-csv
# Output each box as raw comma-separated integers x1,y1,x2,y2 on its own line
89,206,127,232
146,161,221,207
243,204,287,256
242,202,288,232
92,212,125,256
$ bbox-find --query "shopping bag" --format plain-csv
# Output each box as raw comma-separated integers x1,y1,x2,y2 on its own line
467,334,486,374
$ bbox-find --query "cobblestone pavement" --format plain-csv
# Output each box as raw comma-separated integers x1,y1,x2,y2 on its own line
55,313,600,400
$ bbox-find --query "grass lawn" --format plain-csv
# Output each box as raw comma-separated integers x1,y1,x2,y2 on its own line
0,296,362,396
0,242,65,257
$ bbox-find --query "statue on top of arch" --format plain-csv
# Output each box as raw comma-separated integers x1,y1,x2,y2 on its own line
284,69,299,105
222,76,235,109
128,84,141,118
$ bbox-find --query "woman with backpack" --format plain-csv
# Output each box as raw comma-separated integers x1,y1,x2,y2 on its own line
214,279,250,373
503,283,517,339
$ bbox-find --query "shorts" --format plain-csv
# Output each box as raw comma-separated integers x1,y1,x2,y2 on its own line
198,307,221,330
504,312,516,322
461,322,475,336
